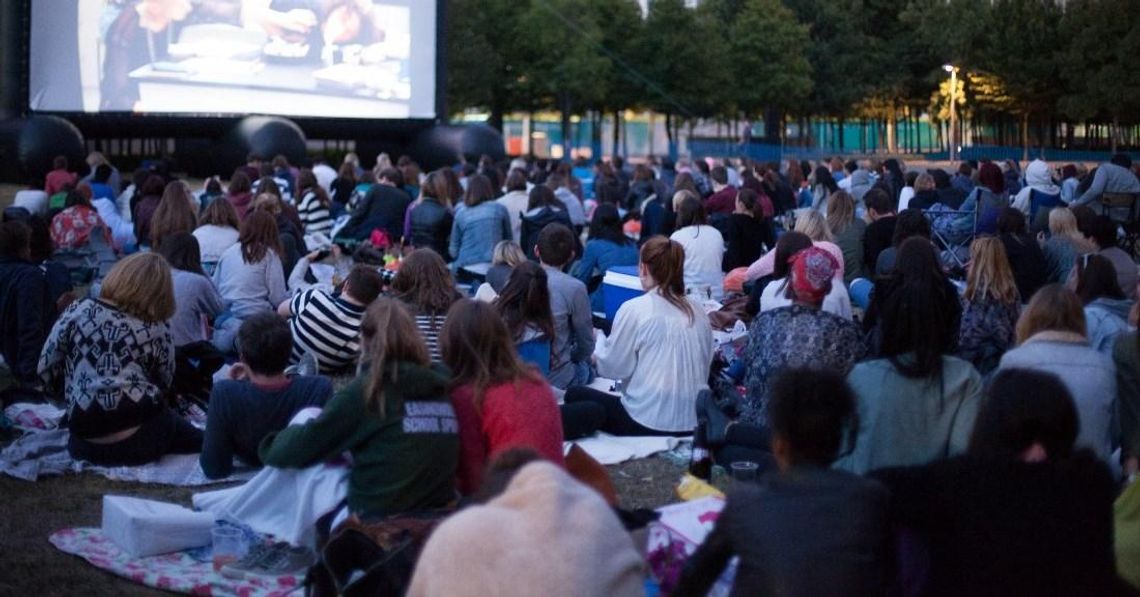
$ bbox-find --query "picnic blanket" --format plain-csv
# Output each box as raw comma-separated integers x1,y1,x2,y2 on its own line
0,427,253,486
567,433,690,466
50,527,304,596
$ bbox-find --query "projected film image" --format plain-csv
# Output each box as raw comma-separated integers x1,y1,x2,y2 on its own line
29,0,437,119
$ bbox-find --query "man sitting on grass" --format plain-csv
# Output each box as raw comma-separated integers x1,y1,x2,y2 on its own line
200,313,333,479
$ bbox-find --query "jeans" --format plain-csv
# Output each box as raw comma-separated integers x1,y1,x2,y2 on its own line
68,409,204,466
849,277,874,311
211,314,243,355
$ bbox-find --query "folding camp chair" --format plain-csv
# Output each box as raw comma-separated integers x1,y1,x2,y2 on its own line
924,208,978,270
1028,189,1064,234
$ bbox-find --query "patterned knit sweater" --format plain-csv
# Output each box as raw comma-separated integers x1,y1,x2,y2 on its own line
38,299,175,439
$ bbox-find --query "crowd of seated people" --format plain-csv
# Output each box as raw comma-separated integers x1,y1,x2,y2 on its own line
3,150,1140,594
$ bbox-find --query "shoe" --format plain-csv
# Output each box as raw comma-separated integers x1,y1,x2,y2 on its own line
220,542,317,579
296,351,320,377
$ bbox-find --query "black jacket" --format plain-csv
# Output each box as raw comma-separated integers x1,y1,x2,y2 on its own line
343,184,412,243
0,258,50,383
409,198,453,258
873,453,1124,597
674,466,890,597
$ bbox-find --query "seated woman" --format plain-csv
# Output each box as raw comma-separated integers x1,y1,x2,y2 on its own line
674,368,889,597
484,240,527,296
193,197,242,273
956,237,1020,376
148,181,199,252
759,231,852,319
295,169,334,237
834,239,983,475
996,208,1048,303
670,197,726,300
50,188,111,251
449,174,512,276
157,232,225,350
825,190,867,284
259,299,459,519
390,248,462,363
998,284,1117,462
718,188,773,273
864,236,962,354
872,369,1122,596
1075,254,1131,354
1040,207,1096,284
571,204,638,313
561,237,714,439
38,253,202,466
494,262,556,374
212,211,288,354
441,300,564,496
744,209,845,283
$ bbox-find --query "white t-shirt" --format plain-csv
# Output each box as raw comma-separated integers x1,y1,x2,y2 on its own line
312,164,338,193
13,190,48,216
897,187,915,212
670,225,726,300
193,224,241,264
759,277,853,320
595,290,714,432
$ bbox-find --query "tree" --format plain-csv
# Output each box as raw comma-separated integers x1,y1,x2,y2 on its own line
719,0,813,141
583,0,646,158
638,0,730,156
783,0,879,149
518,0,613,160
1058,0,1140,152
445,0,534,131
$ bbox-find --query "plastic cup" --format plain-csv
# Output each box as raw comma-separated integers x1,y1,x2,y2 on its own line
211,526,247,572
730,461,759,485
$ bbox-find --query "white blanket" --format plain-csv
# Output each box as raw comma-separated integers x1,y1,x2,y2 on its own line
566,433,690,466
191,408,348,549
192,462,348,550
0,428,254,486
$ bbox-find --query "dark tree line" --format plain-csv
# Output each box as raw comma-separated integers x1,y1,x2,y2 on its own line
446,0,1140,155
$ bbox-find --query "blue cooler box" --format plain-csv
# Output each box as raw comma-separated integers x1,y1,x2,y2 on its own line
603,265,644,320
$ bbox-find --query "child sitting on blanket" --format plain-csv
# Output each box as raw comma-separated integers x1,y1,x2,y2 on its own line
200,314,332,479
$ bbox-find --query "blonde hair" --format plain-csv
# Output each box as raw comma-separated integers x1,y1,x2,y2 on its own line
673,189,698,211
100,253,175,323
1048,208,1083,242
795,210,834,243
965,237,1019,304
915,173,935,192
492,240,527,267
825,191,856,235
1015,284,1086,345
360,299,431,417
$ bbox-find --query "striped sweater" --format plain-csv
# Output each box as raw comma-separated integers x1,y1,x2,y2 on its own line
289,288,365,373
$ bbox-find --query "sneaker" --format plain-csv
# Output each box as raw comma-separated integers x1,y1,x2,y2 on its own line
220,542,317,579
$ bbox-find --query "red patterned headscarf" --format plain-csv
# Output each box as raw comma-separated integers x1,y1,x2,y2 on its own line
789,246,838,304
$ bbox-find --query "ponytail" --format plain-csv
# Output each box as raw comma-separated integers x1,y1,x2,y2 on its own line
640,236,695,324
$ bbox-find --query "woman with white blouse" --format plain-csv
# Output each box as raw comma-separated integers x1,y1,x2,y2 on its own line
561,237,714,438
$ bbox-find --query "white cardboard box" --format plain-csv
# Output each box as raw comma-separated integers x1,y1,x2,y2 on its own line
102,495,215,558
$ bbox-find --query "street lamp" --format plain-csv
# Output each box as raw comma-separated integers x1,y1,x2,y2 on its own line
943,64,959,162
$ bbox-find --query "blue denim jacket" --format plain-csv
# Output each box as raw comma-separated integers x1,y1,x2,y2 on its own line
448,201,512,270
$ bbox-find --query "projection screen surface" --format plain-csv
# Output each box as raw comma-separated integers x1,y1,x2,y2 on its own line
29,0,437,119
